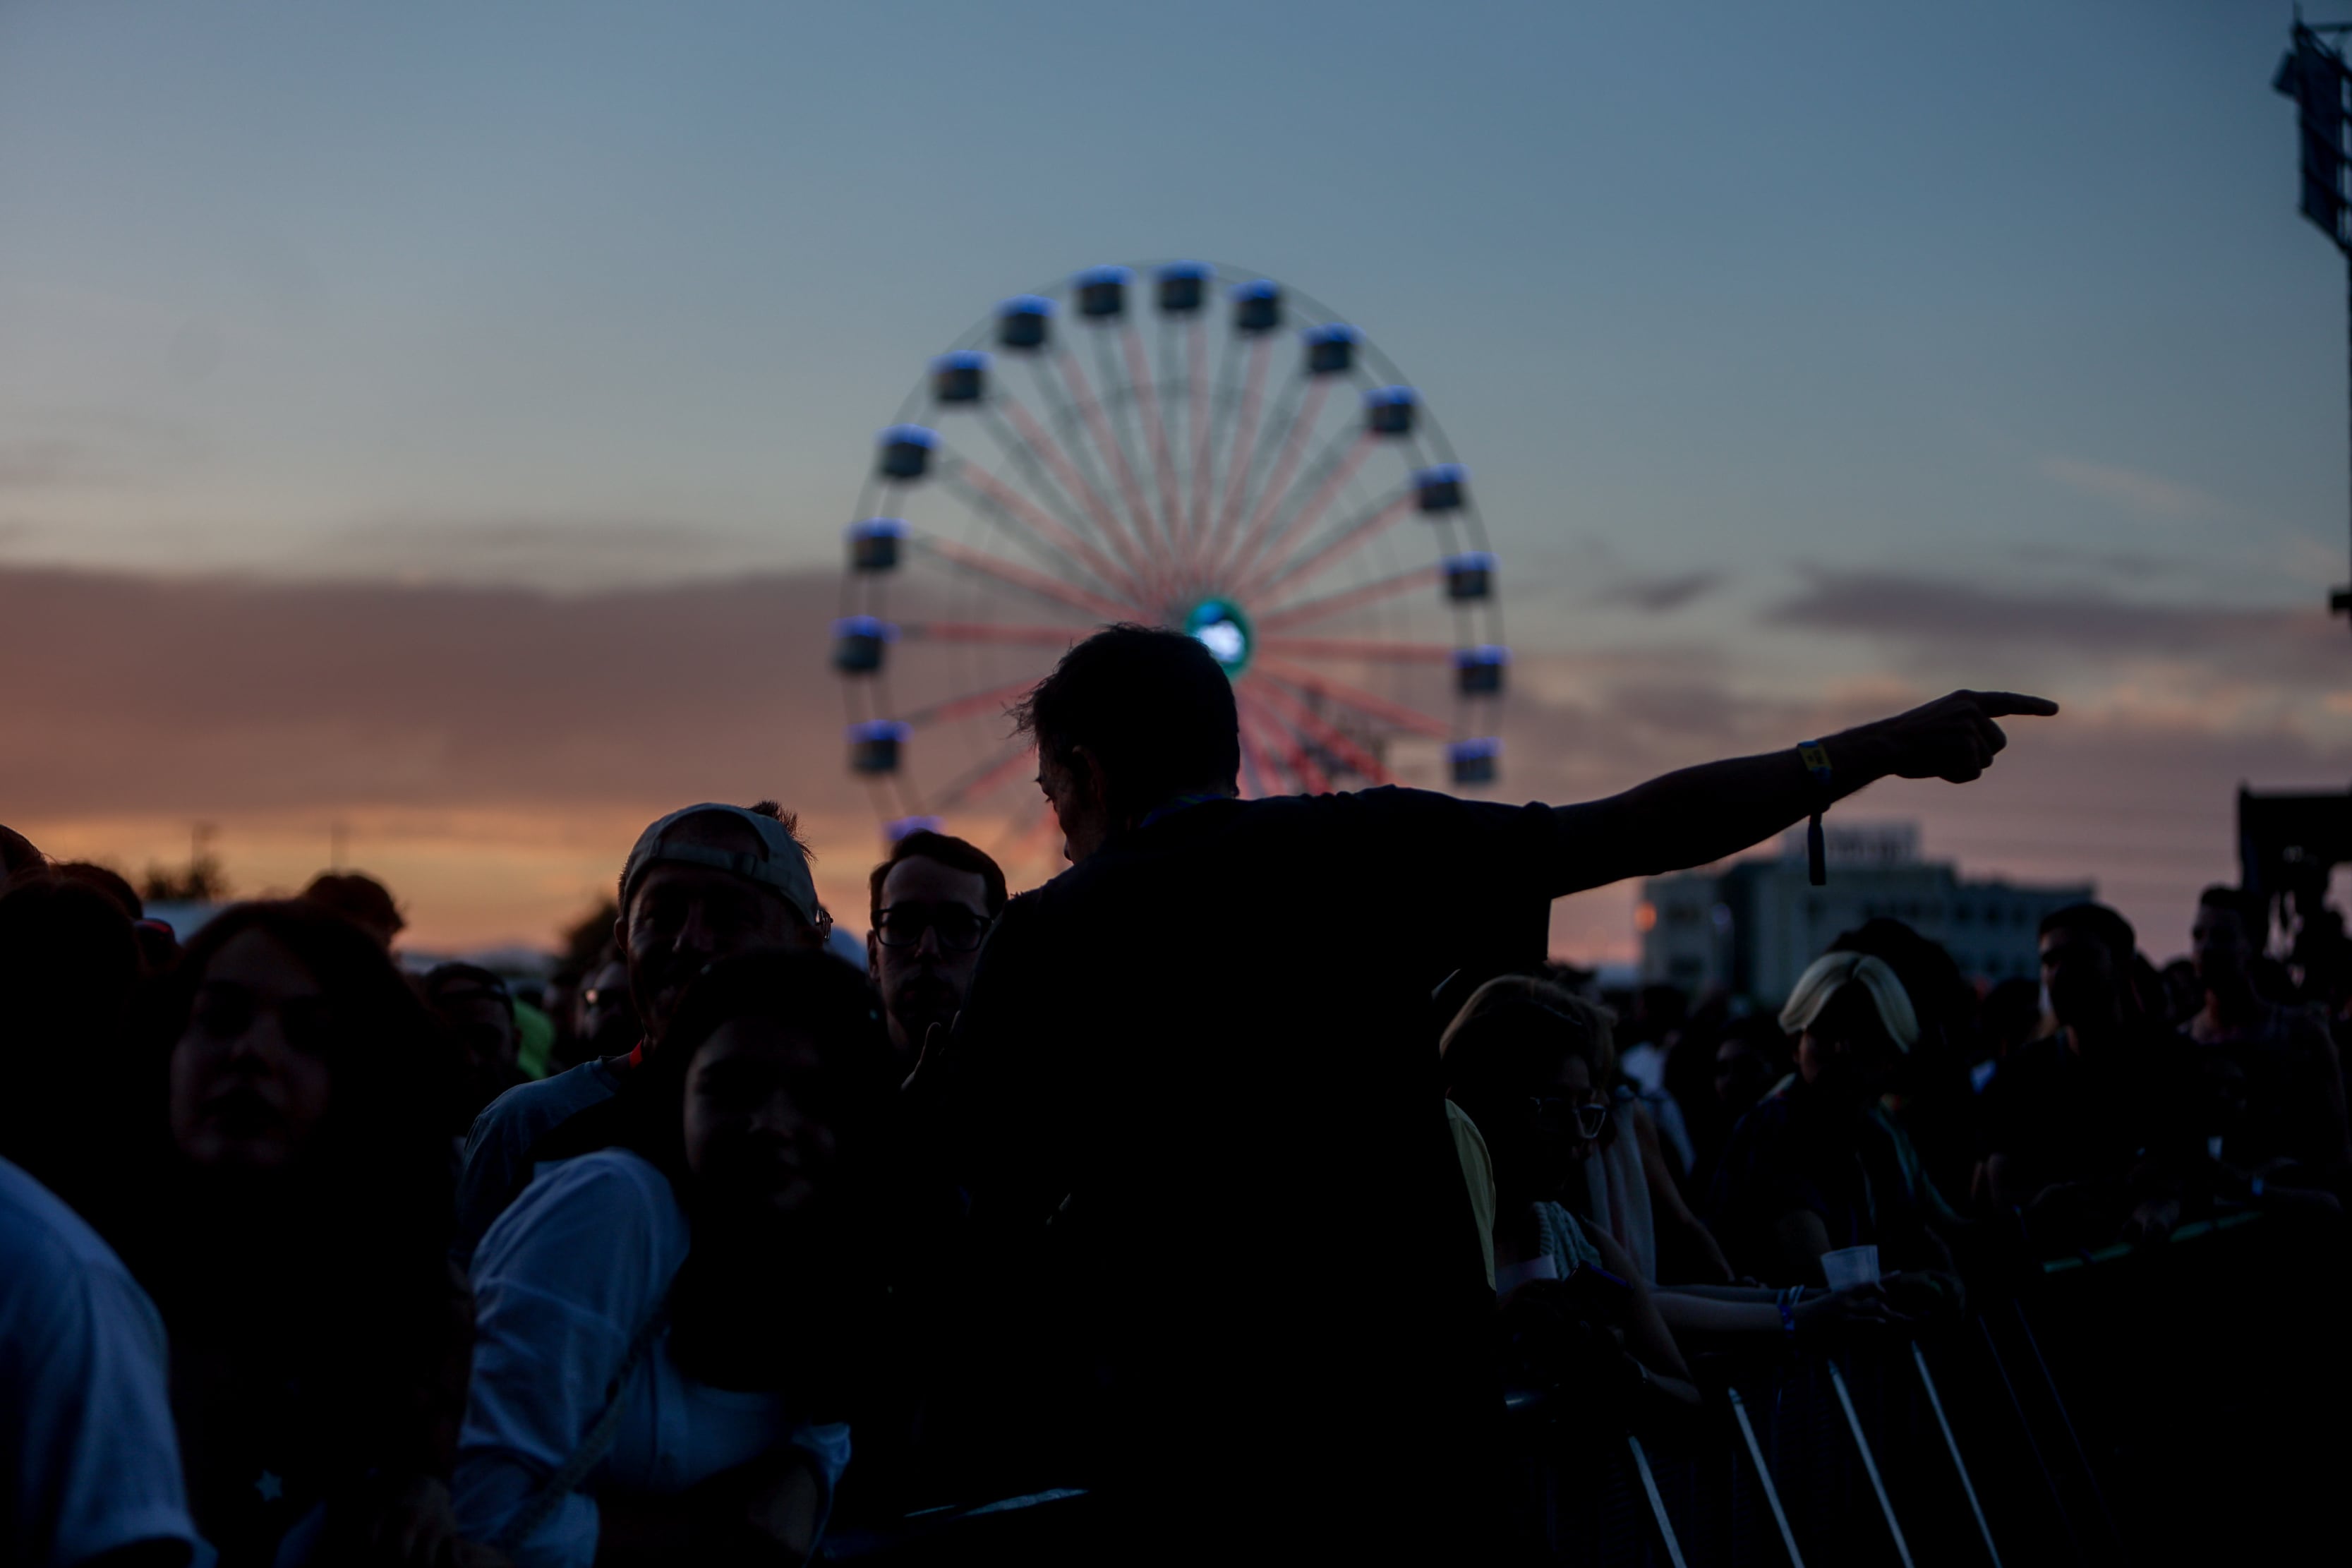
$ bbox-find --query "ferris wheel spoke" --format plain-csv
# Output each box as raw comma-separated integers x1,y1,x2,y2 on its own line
895,675,1047,730
970,402,1145,584
1219,420,1362,589
1091,326,1168,561
1205,335,1273,579
1119,321,1184,570
1216,375,1327,586
988,397,1159,594
1231,433,1380,600
1248,491,1418,604
1254,656,1454,739
1256,561,1440,634
1183,315,1222,572
916,535,1135,622
1051,346,1162,591
1237,692,1331,795
931,741,1040,812
1259,636,1454,663
1025,355,1162,601
1218,371,1309,567
900,620,1090,649
1243,676,1394,785
941,457,1147,607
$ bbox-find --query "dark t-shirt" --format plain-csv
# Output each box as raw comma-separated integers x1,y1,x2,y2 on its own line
1704,1078,1944,1282
929,787,1575,1518
1980,1024,2203,1196
2191,1003,2348,1175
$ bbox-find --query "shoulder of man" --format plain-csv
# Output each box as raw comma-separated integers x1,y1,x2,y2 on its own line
464,1059,620,1162
473,1147,682,1284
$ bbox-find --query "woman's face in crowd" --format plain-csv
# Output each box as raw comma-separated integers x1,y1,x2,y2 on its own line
169,929,336,1171
1483,1049,1601,1205
683,1018,840,1218
1795,1011,1898,1106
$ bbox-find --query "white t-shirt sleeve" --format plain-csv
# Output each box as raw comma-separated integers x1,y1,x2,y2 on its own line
0,1166,196,1568
452,1150,683,1568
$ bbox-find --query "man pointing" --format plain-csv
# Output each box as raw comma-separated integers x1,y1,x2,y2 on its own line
928,623,2054,1553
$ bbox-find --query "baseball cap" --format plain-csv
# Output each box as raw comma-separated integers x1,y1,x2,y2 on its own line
1778,951,1919,1053
620,804,823,929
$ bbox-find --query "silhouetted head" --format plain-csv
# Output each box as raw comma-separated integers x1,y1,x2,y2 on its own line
0,824,42,881
1713,1014,1790,1112
1829,917,1970,1052
54,862,141,922
1780,951,1917,1109
300,872,405,950
574,947,636,1059
2039,903,2136,1035
615,802,830,1049
627,949,893,1226
423,962,519,1077
864,830,1006,1068
0,873,143,1180
159,901,446,1177
2190,886,2263,993
1011,625,1241,863
1442,977,1617,1205
1980,976,2045,1059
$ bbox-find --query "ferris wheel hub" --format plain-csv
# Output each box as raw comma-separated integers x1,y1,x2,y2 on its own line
1181,597,1254,677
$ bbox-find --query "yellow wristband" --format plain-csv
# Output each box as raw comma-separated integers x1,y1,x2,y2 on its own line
1797,741,1833,788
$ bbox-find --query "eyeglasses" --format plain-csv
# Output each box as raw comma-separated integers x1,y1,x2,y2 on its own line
875,903,991,953
1529,1095,1610,1142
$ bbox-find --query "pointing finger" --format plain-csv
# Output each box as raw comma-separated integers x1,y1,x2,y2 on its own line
1965,691,2060,718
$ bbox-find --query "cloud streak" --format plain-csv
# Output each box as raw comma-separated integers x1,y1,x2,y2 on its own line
1766,569,2343,686
4,562,2339,957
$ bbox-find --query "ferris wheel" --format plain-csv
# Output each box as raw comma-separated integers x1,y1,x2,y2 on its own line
832,260,1508,869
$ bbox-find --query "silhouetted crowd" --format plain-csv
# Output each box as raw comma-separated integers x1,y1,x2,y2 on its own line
3,629,2336,1565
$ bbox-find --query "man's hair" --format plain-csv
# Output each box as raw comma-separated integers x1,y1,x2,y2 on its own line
1440,975,1617,1099
2197,884,2265,936
56,862,143,922
423,962,511,1005
867,831,1009,927
746,800,814,854
2039,902,2137,965
1010,625,1241,821
301,872,404,935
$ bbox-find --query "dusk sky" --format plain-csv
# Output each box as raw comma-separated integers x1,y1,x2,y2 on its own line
4,1,2347,961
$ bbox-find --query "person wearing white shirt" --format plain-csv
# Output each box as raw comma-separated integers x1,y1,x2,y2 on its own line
0,1154,198,1568
456,949,891,1568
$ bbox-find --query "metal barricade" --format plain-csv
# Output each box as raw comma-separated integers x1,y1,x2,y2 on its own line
831,1212,2346,1562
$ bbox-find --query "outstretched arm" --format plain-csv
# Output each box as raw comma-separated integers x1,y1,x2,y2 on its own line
1550,689,2058,895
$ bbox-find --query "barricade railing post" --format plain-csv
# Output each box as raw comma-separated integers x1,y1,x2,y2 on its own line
2009,1298,2119,1556
1626,1433,1691,1568
1826,1357,1916,1568
1725,1384,1807,1568
1910,1341,2001,1567
1974,1313,2081,1560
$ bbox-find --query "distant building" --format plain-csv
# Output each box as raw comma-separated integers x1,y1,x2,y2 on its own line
1637,821,2091,1002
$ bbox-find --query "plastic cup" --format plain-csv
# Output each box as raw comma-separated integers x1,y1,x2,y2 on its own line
1820,1245,1881,1292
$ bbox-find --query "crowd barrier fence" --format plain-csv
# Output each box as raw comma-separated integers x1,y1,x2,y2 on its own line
826,1211,2348,1564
